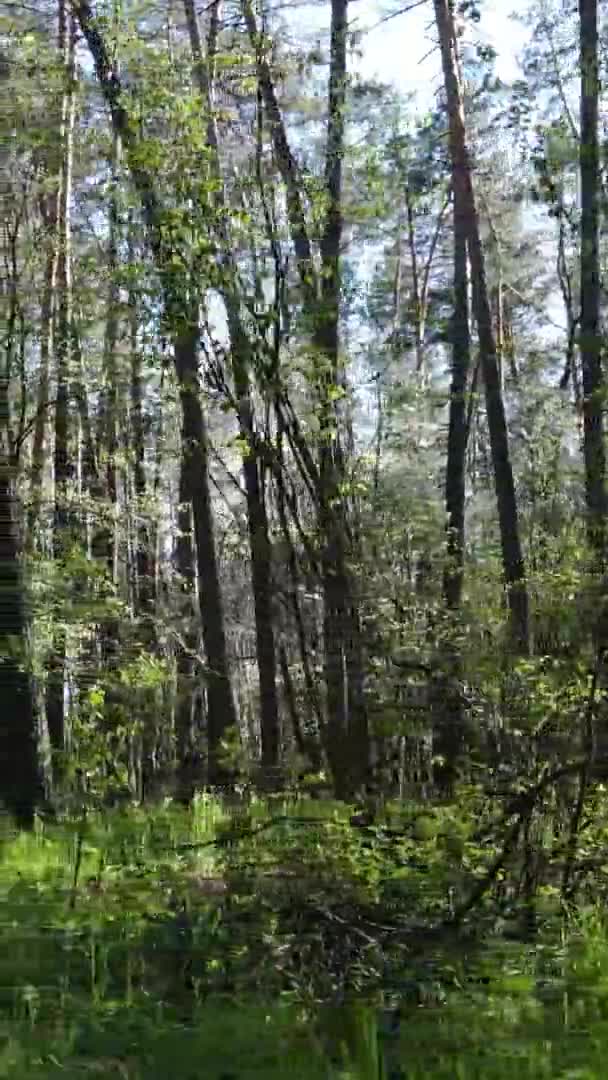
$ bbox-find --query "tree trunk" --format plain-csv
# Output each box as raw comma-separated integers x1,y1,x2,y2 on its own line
435,184,472,797
75,0,238,784
0,47,42,824
174,450,200,802
93,128,121,580
434,0,529,654
175,315,237,783
244,0,368,797
579,0,605,564
315,0,368,799
444,186,470,611
47,1,77,769
0,375,42,827
29,195,59,543
184,0,281,782
128,233,154,606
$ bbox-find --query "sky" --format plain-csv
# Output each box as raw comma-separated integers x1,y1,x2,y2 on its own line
287,0,531,103
352,0,530,99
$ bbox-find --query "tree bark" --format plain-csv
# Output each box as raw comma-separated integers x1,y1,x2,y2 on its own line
434,0,529,654
579,0,605,564
444,185,470,611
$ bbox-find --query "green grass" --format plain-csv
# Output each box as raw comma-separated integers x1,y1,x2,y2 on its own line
2,800,608,1077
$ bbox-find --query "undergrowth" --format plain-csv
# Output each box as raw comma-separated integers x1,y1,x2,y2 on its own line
1,797,608,1077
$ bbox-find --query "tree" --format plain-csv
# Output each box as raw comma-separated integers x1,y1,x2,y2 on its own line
0,50,41,826
578,0,605,564
245,0,369,798
434,0,529,654
46,0,77,772
74,0,238,784
183,0,281,783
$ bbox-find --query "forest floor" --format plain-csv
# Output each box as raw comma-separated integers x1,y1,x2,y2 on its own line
1,795,608,1078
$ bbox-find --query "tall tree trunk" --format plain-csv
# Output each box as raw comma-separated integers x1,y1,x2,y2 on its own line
433,0,529,654
315,0,368,799
244,0,368,797
444,186,470,611
75,0,238,784
579,0,605,564
128,231,154,607
29,194,60,543
47,1,77,769
175,314,237,782
0,48,42,822
93,128,121,580
184,0,281,782
436,183,471,796
174,454,199,801
0,378,42,827
241,0,316,304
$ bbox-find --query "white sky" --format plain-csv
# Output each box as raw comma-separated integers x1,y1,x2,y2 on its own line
346,0,529,101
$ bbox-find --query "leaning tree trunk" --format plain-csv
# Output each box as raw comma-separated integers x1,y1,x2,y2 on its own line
579,0,605,566
75,0,238,784
434,0,529,654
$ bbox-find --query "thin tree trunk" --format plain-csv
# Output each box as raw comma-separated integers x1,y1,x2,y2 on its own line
444,185,470,611
241,0,316,304
436,184,471,796
96,128,121,579
71,320,99,494
434,0,529,654
48,2,77,768
275,461,324,768
175,314,237,782
405,183,425,376
75,0,238,783
244,0,368,797
174,455,199,801
184,0,281,781
29,197,59,541
128,231,153,605
315,0,368,799
579,0,605,564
